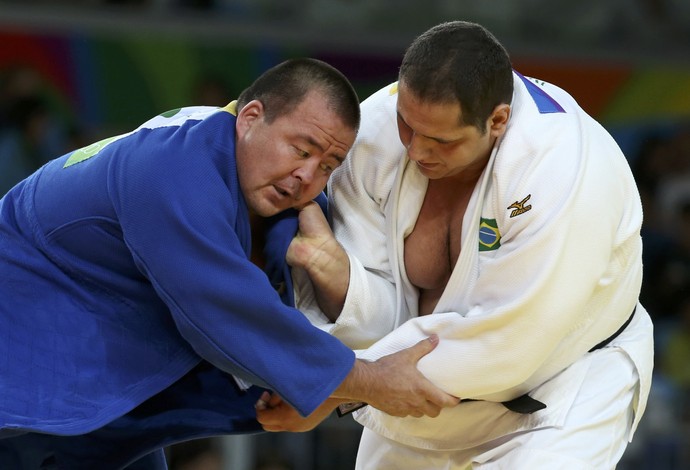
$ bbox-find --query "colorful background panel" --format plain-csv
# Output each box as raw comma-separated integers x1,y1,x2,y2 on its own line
1,28,689,145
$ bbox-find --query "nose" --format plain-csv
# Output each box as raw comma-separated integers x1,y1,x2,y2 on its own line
406,132,430,162
293,158,319,186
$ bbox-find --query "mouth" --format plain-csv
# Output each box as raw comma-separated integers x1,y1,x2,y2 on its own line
273,184,294,199
415,161,439,170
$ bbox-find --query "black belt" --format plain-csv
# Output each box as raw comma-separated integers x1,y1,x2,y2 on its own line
338,308,637,417
462,392,546,414
465,307,637,415
588,306,636,352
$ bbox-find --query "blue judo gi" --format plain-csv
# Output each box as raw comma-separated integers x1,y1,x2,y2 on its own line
0,105,353,469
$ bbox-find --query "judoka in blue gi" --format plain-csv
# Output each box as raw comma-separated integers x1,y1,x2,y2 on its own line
0,58,459,469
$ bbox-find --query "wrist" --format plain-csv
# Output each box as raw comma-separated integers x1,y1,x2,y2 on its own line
304,240,350,320
332,359,375,403
304,238,348,281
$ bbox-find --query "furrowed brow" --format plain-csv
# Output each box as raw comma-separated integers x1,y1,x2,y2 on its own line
302,134,346,164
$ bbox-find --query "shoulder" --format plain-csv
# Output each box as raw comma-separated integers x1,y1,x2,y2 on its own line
353,82,403,164
361,82,399,113
358,83,400,138
332,83,404,201
489,74,633,230
135,106,228,134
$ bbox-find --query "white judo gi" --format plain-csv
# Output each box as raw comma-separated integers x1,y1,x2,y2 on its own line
296,73,654,468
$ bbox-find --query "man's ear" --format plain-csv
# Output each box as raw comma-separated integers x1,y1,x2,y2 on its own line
235,99,264,138
488,104,510,138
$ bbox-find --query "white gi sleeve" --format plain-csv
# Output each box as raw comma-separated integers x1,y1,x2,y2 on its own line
325,84,407,349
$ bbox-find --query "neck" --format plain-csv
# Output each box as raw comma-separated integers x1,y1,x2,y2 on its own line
249,212,268,269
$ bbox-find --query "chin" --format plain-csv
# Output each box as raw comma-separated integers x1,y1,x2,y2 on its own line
250,200,283,217
252,207,278,217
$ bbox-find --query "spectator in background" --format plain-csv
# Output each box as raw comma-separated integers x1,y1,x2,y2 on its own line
0,95,68,194
655,200,690,321
632,133,680,317
192,74,234,107
660,296,690,417
633,126,690,319
0,66,70,195
657,125,690,229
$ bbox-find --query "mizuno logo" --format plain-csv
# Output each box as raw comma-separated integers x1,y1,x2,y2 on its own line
508,195,532,218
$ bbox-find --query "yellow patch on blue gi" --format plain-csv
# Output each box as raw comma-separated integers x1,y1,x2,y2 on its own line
479,218,501,251
223,100,238,116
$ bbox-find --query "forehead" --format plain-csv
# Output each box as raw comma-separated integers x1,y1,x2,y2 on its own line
278,91,356,148
283,90,341,126
397,82,465,136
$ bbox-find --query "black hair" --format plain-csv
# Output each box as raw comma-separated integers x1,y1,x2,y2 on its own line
237,58,360,132
399,21,513,133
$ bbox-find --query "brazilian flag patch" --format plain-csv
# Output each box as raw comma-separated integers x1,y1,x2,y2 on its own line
479,218,501,251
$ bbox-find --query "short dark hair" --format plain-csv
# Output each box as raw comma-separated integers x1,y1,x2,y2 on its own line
237,58,360,132
399,21,513,133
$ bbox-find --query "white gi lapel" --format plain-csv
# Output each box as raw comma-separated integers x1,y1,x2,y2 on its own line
386,156,427,321
433,144,500,315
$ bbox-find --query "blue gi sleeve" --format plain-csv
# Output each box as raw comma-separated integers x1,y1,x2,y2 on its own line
109,115,354,416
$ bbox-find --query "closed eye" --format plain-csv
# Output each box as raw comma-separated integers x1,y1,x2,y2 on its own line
295,147,309,158
432,136,463,145
319,162,334,174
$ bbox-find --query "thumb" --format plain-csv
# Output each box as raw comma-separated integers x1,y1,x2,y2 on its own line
295,200,318,212
295,201,322,213
407,334,439,361
297,201,325,224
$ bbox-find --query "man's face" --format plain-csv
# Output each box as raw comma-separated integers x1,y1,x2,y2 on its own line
235,90,356,217
395,81,508,182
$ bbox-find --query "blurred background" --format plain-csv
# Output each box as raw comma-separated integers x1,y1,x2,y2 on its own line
1,1,689,468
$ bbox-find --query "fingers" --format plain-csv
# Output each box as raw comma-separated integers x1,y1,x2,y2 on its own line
360,335,458,418
255,391,285,411
334,335,455,419
405,334,439,361
256,397,339,433
408,335,460,409
266,392,283,408
432,390,461,408
286,202,333,269
424,388,461,411
254,390,271,411
256,407,288,432
256,398,292,432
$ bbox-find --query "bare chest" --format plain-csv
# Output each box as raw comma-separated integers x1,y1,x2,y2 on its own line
403,183,473,314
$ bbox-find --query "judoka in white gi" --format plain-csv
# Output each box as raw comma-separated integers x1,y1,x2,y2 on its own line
256,21,654,469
